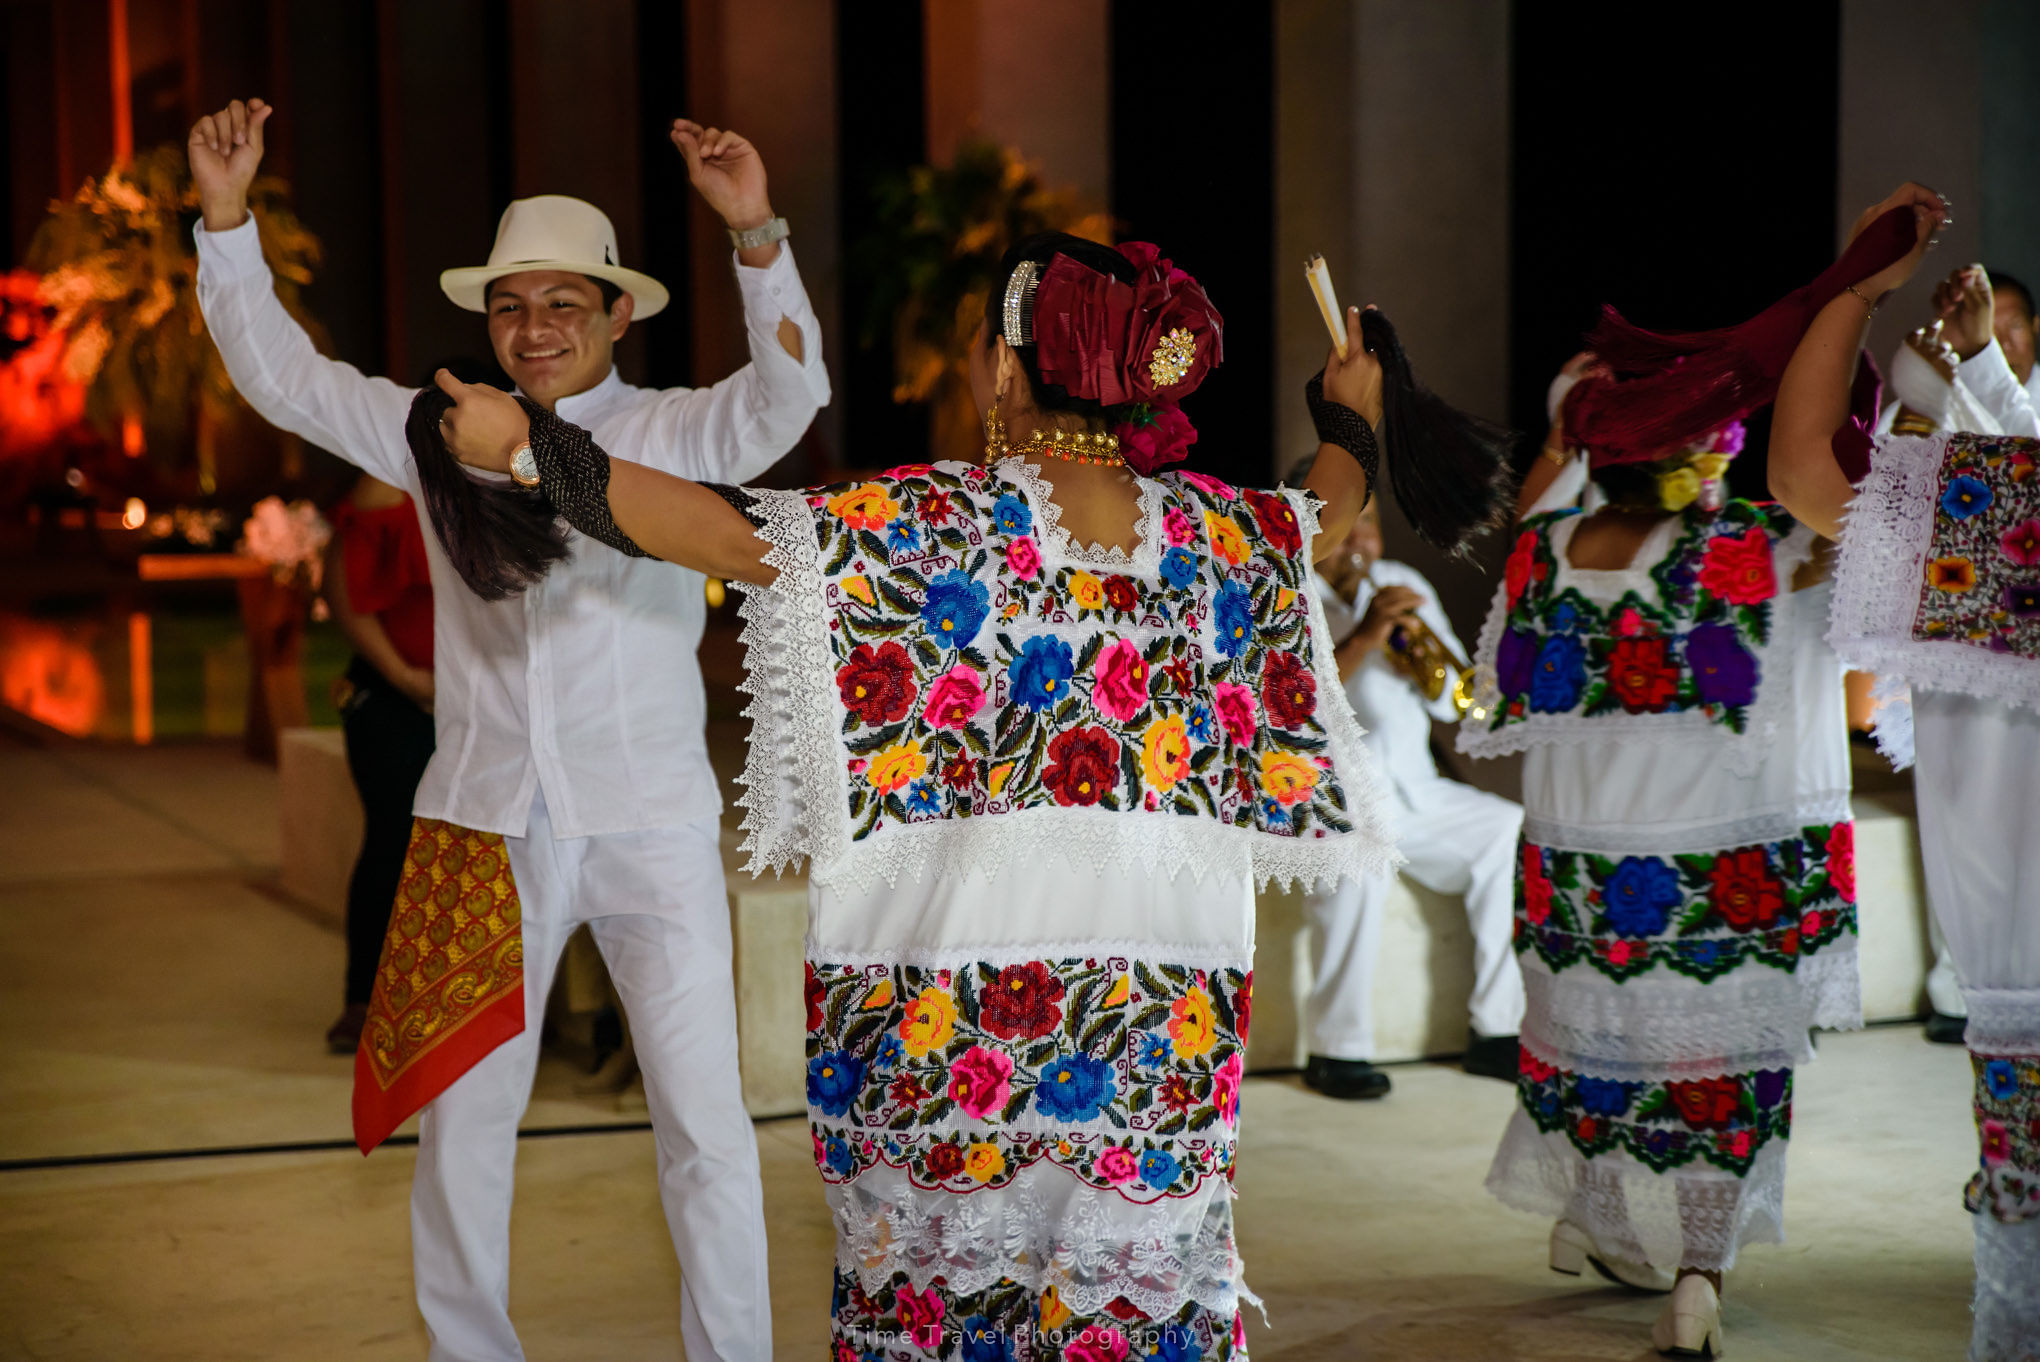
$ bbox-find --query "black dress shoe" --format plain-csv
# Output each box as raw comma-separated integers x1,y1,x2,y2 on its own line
1303,1054,1392,1100
1924,1010,1968,1045
1462,1031,1520,1081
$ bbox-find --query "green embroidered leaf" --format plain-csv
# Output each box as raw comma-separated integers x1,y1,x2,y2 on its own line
1000,1087,1032,1123
1187,1107,1220,1132
919,1097,955,1124
1134,962,1170,998
1674,853,1717,885
1676,901,1713,935
1129,1003,1171,1032
1155,1111,1187,1136
1585,854,1617,883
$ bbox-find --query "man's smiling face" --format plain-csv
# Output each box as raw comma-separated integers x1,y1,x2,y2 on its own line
485,269,632,406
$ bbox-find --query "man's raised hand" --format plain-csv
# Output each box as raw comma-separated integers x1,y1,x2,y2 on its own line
669,119,774,234
188,98,272,232
433,370,529,473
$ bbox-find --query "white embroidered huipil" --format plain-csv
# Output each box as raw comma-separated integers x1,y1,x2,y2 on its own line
1303,563,1524,1058
195,215,831,837
1461,502,1860,1274
725,460,1395,1340
1826,421,2040,1360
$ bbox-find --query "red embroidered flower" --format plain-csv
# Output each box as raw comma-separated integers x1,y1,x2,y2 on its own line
894,1284,944,1349
1697,527,1777,605
1825,822,1856,903
1162,657,1194,695
1522,843,1553,925
979,961,1068,1041
1213,681,1257,747
1520,1053,1557,1084
1090,639,1151,722
1668,1076,1743,1131
835,641,916,725
1235,972,1253,1042
804,961,826,1032
1709,847,1785,930
1042,726,1121,807
918,489,955,524
1505,531,1538,608
1260,650,1317,729
1103,575,1141,613
1159,1074,1198,1111
1606,636,1680,713
1243,488,1303,556
2002,518,2040,567
941,755,977,789
923,1140,965,1177
888,1072,930,1109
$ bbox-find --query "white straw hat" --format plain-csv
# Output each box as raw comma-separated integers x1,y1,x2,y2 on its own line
439,195,668,317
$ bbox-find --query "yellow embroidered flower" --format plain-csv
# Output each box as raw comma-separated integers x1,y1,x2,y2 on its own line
840,574,875,606
964,1142,1006,1183
859,978,894,1010
866,740,927,794
1068,571,1106,610
1102,973,1131,1008
1928,555,1977,593
1140,713,1192,791
1275,587,1297,614
1039,1285,1072,1330
898,986,957,1057
1205,511,1248,566
1168,984,1218,1058
1002,599,1023,620
1259,750,1321,806
827,483,900,531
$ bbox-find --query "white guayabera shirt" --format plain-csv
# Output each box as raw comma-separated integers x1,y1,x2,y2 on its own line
196,216,831,838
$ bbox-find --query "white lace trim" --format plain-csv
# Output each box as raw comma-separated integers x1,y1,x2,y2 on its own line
1522,793,1854,857
733,487,847,877
1458,519,1818,778
1972,1214,2040,1362
993,458,1167,572
806,939,1250,975
1831,431,2040,714
1486,1112,1788,1272
1964,988,2040,1056
1869,673,1917,770
732,489,1400,894
1519,944,1861,1082
827,1161,1248,1321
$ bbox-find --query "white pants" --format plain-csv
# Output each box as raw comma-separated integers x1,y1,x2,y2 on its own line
1305,779,1526,1060
412,793,769,1362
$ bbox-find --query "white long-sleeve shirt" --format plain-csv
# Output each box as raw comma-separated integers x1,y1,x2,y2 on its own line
1314,559,1467,810
1956,337,2040,437
196,216,831,839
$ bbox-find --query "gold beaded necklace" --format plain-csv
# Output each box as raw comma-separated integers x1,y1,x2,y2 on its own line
1000,426,1127,468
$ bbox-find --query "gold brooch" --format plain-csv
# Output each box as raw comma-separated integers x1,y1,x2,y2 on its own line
1148,328,1196,389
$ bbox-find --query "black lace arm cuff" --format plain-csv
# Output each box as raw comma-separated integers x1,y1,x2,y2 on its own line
1306,370,1379,510
521,398,653,559
702,482,768,530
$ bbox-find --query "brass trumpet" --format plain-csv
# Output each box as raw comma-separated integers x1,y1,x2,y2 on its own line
1364,567,1478,716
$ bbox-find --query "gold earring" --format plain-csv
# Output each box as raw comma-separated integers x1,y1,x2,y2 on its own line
983,399,1009,462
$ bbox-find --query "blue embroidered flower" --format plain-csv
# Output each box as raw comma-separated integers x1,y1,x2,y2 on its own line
1548,600,1582,634
1187,703,1218,744
1942,474,1995,520
1575,1077,1634,1116
1603,856,1682,936
1154,1327,1203,1362
1160,546,1200,588
992,493,1033,536
1139,1148,1181,1188
872,1033,905,1072
1686,623,1758,708
1985,1058,2021,1101
1135,1031,1172,1067
959,1317,1015,1362
921,569,991,645
1528,634,1587,712
886,520,921,554
1033,1053,1117,1122
1260,795,1292,831
1497,626,1538,699
806,1051,865,1118
822,1134,856,1176
1008,635,1075,710
1213,579,1254,657
1679,939,1731,971
903,780,941,816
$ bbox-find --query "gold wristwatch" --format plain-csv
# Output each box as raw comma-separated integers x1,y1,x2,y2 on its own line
508,441,539,487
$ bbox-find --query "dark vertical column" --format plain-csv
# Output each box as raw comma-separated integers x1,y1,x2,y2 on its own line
1109,0,1274,490
837,1,926,467
637,0,691,391
1511,0,1839,492
52,0,114,193
1981,0,2040,285
5,2,60,262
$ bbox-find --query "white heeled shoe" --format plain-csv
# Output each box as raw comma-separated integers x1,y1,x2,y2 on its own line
1651,1274,1726,1357
1548,1219,1676,1293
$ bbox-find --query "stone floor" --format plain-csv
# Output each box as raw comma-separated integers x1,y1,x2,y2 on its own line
0,737,1983,1360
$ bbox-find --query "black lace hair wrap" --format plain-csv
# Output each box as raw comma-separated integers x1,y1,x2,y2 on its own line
1307,309,1516,556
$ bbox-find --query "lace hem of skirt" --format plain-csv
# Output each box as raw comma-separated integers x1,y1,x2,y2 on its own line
1965,989,2040,1056
827,1164,1249,1322
1972,1213,2040,1362
1486,1112,1787,1272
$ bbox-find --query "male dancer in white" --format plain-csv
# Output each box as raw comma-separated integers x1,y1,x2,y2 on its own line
190,98,824,1361
1302,498,1525,1098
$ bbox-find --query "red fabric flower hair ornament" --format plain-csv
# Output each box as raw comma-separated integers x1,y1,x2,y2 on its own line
1014,242,1225,475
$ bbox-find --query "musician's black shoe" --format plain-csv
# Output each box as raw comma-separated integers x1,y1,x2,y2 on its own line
1463,1031,1520,1082
1924,1010,1968,1045
1303,1054,1392,1100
